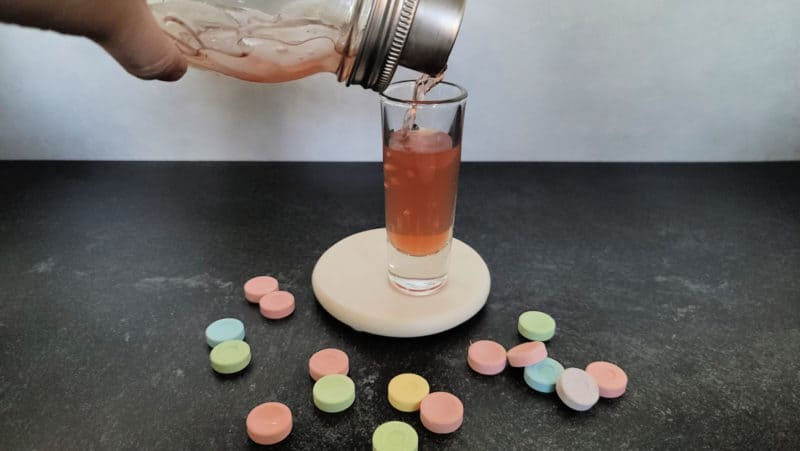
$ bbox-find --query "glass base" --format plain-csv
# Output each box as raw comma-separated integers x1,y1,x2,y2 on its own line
386,238,452,297
388,272,448,296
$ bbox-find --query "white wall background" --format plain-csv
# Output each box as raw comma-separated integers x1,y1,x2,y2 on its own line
1,0,799,161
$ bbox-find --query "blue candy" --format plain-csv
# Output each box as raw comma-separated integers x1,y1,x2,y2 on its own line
205,318,245,347
524,357,564,393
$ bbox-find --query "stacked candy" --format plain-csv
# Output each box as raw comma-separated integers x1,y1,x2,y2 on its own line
309,348,355,413
205,318,250,375
467,310,628,412
202,275,297,445
204,276,296,377
244,276,295,320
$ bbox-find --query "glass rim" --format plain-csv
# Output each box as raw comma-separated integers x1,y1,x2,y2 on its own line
380,80,468,106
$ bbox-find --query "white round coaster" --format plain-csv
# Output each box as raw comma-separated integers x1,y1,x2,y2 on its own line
312,228,491,337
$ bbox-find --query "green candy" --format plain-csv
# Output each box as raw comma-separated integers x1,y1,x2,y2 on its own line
313,374,355,413
209,340,251,374
372,421,418,451
518,311,556,341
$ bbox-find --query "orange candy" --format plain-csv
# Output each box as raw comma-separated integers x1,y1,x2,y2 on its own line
585,361,628,398
246,402,292,445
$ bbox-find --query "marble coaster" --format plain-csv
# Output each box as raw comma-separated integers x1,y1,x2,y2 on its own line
312,228,490,338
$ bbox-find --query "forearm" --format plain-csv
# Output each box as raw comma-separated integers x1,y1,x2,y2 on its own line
0,0,186,81
0,0,114,40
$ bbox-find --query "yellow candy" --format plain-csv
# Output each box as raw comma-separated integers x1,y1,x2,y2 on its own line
388,373,430,412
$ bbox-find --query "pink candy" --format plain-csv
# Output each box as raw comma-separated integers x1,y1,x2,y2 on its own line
420,392,464,434
259,290,295,319
244,276,279,303
308,348,349,381
467,340,507,375
244,275,295,319
506,341,547,368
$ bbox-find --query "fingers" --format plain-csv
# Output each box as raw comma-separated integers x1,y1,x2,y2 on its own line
97,0,187,81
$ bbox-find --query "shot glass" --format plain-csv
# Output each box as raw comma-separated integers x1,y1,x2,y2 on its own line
380,80,468,296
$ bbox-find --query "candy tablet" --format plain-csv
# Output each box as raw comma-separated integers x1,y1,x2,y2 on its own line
507,341,547,368
372,421,418,451
246,402,292,445
209,340,251,374
308,348,350,381
518,311,556,341
419,392,463,434
523,357,564,393
259,290,295,319
467,340,507,375
244,276,279,303
313,374,355,413
205,318,245,348
388,373,430,412
556,368,600,411
585,361,628,398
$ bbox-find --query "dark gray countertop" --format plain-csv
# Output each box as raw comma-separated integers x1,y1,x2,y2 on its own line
1,162,798,450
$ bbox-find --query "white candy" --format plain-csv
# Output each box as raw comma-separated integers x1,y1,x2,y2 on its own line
556,368,600,412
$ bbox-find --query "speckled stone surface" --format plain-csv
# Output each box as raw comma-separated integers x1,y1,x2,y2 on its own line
1,162,798,450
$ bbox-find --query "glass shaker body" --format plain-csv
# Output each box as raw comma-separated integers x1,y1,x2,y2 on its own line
148,0,367,84
148,0,466,91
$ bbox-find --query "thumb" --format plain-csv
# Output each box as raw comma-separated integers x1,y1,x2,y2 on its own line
97,1,187,81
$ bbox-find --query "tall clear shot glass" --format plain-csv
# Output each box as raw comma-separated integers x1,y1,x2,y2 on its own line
380,80,468,296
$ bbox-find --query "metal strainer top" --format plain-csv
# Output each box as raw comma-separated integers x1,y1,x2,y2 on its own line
348,0,466,92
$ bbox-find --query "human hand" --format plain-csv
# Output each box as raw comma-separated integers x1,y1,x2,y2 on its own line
0,0,187,81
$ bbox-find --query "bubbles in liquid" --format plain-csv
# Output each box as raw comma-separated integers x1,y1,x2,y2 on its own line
383,129,461,256
389,127,453,153
276,45,289,53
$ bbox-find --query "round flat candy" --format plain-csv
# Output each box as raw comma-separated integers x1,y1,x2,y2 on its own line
244,276,279,303
259,290,295,319
419,392,463,434
467,340,507,376
523,357,564,393
308,348,349,381
586,361,628,398
209,340,251,374
507,341,547,368
205,318,245,348
372,421,418,451
556,368,600,411
246,402,292,445
518,311,556,341
388,373,430,412
313,374,355,413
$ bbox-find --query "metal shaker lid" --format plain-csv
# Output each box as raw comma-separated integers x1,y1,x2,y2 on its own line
398,0,465,77
348,0,466,92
